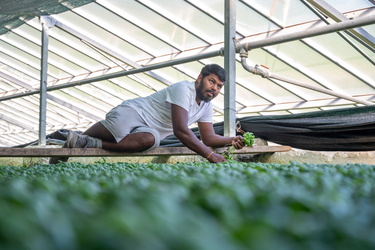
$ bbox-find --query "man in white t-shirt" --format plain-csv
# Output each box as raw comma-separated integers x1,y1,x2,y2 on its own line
51,64,245,163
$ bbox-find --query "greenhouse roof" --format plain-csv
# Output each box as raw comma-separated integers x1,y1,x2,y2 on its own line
0,0,374,147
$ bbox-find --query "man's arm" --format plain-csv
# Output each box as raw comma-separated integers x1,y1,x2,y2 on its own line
198,122,244,149
171,104,227,163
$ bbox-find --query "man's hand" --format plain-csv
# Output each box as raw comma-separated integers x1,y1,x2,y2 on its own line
207,152,227,163
231,135,245,149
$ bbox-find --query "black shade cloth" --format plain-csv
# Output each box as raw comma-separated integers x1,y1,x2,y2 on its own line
162,105,375,151
238,105,375,151
11,106,375,151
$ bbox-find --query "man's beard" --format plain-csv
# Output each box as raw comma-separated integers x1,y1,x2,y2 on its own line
196,79,214,103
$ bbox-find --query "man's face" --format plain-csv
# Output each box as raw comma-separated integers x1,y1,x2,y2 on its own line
195,73,224,103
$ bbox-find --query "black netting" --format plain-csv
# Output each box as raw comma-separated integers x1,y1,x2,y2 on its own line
238,105,375,151
11,106,375,151
161,106,375,151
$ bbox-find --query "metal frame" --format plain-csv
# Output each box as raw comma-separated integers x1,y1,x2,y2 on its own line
300,0,375,66
236,14,375,52
39,16,50,145
2,14,374,103
0,2,374,146
305,0,375,52
239,49,372,105
224,0,237,137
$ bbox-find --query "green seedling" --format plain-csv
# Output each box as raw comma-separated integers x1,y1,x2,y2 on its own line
222,132,255,160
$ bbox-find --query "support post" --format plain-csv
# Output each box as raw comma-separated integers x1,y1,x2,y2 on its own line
38,16,53,146
224,0,237,137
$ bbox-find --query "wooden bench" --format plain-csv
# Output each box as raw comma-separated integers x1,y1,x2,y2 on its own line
0,146,291,157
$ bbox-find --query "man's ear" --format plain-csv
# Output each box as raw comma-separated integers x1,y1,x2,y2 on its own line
196,73,203,83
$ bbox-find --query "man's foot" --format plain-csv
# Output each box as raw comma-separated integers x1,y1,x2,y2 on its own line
49,131,101,164
66,130,102,148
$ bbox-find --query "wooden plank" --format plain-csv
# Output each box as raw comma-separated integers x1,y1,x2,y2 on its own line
0,146,291,157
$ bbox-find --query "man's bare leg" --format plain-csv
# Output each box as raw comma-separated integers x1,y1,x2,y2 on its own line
102,132,155,152
49,122,155,164
83,122,155,152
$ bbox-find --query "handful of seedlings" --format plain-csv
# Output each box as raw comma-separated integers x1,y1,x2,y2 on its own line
223,132,255,160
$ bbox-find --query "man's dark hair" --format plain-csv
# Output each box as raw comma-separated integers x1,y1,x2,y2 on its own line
200,64,226,83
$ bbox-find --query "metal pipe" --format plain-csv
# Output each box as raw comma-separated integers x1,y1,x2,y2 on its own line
239,50,373,106
305,0,375,52
224,0,237,137
55,18,174,87
237,14,375,52
300,0,375,65
39,17,49,146
0,49,224,101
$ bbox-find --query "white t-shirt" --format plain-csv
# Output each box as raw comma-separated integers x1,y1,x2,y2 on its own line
121,81,212,139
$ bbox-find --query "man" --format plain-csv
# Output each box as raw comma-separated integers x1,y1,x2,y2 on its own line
50,64,244,164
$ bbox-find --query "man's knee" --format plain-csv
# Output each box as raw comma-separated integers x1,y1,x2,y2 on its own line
138,132,155,149
116,129,160,152
131,127,160,151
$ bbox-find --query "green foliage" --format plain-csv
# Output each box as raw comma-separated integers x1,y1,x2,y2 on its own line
243,132,255,146
0,161,375,250
223,132,255,160
222,146,236,160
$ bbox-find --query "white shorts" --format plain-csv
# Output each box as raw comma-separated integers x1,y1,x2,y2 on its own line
100,105,160,151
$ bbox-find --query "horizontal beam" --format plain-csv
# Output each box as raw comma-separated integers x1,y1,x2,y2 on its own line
0,49,223,102
0,146,291,157
305,0,375,51
238,14,375,51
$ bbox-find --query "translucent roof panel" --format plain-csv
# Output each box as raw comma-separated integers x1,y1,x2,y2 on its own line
326,0,374,12
0,0,374,147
